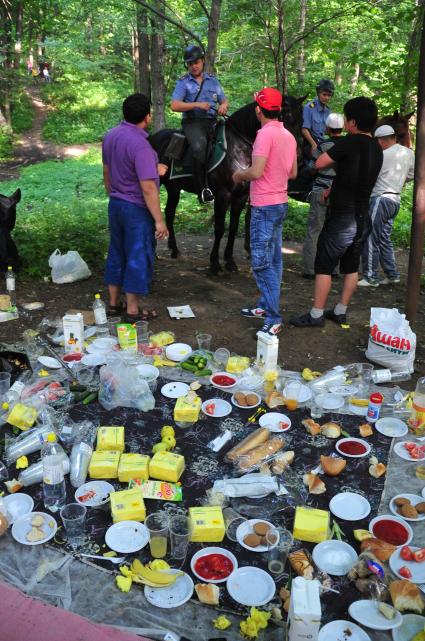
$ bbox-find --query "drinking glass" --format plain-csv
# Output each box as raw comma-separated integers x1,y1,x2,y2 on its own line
223,507,246,542
169,514,192,560
309,400,323,419
145,512,169,559
284,381,302,411
107,317,121,337
196,333,212,351
0,372,11,398
60,503,87,549
266,527,293,576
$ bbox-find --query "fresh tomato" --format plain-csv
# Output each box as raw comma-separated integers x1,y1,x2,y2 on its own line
205,403,215,415
399,566,412,579
400,545,414,561
413,548,425,563
404,442,416,451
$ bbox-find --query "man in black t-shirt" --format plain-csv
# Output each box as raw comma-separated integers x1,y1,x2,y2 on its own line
291,97,383,328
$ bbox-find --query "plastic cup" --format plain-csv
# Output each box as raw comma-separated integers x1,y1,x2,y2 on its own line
196,333,212,351
0,460,8,482
169,514,192,560
145,512,169,559
135,321,151,343
0,372,11,397
356,363,374,395
223,507,246,542
284,381,302,411
266,527,293,576
214,348,230,369
60,503,87,549
107,317,121,337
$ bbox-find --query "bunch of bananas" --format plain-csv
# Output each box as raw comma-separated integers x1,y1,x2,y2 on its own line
152,426,176,454
302,367,321,381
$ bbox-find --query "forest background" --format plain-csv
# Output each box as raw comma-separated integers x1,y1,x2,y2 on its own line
0,0,422,276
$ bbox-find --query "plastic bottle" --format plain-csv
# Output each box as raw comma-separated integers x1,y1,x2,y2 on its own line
19,456,70,487
42,432,66,512
408,376,425,435
92,293,109,337
366,392,383,423
6,266,16,307
372,369,411,384
4,380,25,404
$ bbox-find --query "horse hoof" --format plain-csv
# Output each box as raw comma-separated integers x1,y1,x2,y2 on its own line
209,263,223,275
225,261,239,273
170,249,180,259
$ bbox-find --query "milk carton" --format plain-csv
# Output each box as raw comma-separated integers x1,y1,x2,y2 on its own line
288,577,321,641
63,313,84,353
256,331,279,372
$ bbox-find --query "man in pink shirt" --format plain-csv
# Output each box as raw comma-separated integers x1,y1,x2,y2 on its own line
233,87,297,336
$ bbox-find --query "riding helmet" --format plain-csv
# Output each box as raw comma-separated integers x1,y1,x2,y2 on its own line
183,45,205,65
316,79,335,95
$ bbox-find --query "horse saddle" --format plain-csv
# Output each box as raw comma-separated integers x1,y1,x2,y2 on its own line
167,122,227,181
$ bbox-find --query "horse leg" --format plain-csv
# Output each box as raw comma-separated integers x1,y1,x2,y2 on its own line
244,202,251,259
165,186,181,258
224,195,248,272
210,195,228,274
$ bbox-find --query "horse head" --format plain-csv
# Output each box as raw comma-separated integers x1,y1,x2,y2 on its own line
226,101,260,143
376,111,414,148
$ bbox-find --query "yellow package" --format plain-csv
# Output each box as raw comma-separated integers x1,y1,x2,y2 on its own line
189,506,225,542
173,395,202,423
110,488,146,523
97,426,125,452
293,506,330,543
88,450,121,479
149,451,185,483
226,356,250,374
149,331,175,347
6,403,38,431
118,453,150,482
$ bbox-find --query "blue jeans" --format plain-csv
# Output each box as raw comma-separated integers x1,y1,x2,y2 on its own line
362,196,400,280
250,203,288,324
104,197,155,295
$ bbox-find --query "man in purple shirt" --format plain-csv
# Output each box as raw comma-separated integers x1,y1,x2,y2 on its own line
102,93,168,320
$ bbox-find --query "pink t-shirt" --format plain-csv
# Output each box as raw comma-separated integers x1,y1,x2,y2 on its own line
250,120,297,207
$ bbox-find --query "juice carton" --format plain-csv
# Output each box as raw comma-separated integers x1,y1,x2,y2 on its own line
63,313,84,353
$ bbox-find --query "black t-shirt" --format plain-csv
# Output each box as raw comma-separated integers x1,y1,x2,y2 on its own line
327,133,383,218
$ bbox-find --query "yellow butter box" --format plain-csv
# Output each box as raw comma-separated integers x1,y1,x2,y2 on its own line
173,395,202,423
118,453,150,482
97,426,125,452
293,506,330,543
88,450,121,479
149,451,185,483
110,488,146,523
189,506,225,542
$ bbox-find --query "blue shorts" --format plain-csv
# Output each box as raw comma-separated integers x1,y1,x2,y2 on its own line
104,197,155,295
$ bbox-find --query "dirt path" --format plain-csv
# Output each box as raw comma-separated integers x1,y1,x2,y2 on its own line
0,86,94,181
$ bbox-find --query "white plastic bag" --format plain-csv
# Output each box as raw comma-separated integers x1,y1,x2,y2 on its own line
48,249,91,284
365,307,416,373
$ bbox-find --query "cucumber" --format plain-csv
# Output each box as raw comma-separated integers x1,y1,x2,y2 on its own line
195,368,212,377
181,361,198,372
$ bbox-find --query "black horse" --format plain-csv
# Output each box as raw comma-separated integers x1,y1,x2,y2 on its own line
0,188,21,272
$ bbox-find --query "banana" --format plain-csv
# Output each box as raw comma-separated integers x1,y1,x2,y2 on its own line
349,397,369,407
131,559,182,586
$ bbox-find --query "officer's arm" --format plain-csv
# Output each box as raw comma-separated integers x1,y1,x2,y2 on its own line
302,127,317,149
315,152,335,170
170,100,210,113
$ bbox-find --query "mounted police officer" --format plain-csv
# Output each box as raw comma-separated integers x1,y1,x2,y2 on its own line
302,79,335,155
170,44,228,204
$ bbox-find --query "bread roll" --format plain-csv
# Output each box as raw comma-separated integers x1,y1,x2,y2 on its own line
360,538,396,562
271,451,295,474
320,455,346,476
234,392,247,406
195,583,219,605
369,462,386,478
302,418,321,436
303,473,326,494
289,550,314,579
246,393,259,407
394,497,411,507
236,437,284,471
265,391,285,408
359,423,373,437
415,501,425,514
389,580,424,613
320,422,341,438
400,503,418,519
226,427,270,461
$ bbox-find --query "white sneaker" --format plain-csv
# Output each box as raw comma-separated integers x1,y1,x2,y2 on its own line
380,277,400,285
358,278,379,287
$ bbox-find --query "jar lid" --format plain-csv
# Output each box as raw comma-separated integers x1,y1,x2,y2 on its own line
370,392,383,404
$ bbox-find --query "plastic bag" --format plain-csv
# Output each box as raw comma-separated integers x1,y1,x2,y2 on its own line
365,307,416,373
98,360,155,411
48,249,91,284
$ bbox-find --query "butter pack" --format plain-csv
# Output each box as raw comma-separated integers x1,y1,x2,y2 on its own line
173,395,201,423
129,479,183,501
97,426,125,452
88,450,120,479
293,506,330,543
6,403,38,430
149,451,185,483
110,488,146,523
118,453,150,482
189,506,225,542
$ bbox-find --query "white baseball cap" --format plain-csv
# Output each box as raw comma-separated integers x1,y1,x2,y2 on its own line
374,124,395,138
325,113,344,129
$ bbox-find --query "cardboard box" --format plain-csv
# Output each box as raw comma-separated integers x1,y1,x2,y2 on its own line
189,506,225,542
63,313,84,353
173,395,201,423
129,479,183,501
149,451,185,483
118,453,150,482
110,488,146,523
293,506,330,543
97,426,125,453
88,450,120,479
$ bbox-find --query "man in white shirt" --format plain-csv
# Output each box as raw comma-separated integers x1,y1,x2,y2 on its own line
359,124,415,287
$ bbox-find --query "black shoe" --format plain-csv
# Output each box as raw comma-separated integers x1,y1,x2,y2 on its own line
324,309,347,325
201,188,215,204
289,312,324,328
301,273,315,280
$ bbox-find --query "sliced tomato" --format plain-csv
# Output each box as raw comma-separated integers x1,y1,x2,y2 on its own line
205,403,215,415
404,442,416,451
400,545,414,561
409,447,422,459
398,566,412,579
413,548,425,563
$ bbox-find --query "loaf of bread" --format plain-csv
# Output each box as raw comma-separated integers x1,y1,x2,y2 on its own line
359,423,373,437
320,455,346,476
360,538,396,562
271,450,295,474
369,461,386,478
303,473,326,494
236,437,284,471
289,549,314,580
195,583,219,605
265,391,285,408
226,427,270,461
390,579,424,613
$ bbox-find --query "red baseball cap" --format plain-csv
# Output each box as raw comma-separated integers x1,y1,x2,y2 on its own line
255,87,282,111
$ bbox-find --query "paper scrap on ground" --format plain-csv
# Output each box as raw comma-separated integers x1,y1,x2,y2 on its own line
167,305,195,319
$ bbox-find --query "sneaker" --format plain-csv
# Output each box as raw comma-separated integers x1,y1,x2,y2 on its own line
358,278,379,287
201,187,215,204
241,307,266,319
324,309,347,326
289,312,324,328
258,322,282,336
380,276,400,285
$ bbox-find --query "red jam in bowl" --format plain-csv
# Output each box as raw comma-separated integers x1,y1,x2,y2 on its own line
212,374,236,387
194,553,234,581
338,440,367,456
372,519,409,546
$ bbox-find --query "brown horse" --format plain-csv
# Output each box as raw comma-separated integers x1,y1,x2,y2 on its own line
375,110,415,148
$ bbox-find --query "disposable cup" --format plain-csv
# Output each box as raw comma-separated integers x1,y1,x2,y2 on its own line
266,527,293,576
223,507,246,542
145,512,169,559
196,333,212,351
0,372,11,397
60,502,87,549
169,514,192,560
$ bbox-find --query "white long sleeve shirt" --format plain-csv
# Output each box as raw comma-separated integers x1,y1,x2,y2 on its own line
371,143,415,203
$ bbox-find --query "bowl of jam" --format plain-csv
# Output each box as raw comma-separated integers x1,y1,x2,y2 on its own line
191,546,238,583
336,437,371,458
369,515,413,546
210,372,238,391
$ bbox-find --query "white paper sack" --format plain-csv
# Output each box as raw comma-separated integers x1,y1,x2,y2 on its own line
365,307,416,373
212,473,282,498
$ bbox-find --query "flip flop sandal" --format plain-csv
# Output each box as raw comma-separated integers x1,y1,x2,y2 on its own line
140,308,158,321
107,303,125,317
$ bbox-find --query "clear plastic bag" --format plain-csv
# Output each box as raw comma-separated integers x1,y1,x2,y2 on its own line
98,360,155,411
48,249,91,284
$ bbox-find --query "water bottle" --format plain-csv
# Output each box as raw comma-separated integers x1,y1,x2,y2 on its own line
6,266,16,307
93,293,109,337
372,369,411,384
42,432,66,512
4,380,25,404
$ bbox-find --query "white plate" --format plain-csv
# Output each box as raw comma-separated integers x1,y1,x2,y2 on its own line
81,353,107,367
375,418,408,438
329,384,359,397
394,441,425,462
91,337,118,350
201,398,232,418
144,570,194,609
390,494,425,522
283,382,312,403
349,600,403,631
75,481,115,507
38,356,62,369
318,620,372,641
3,493,34,524
105,521,149,553
87,343,115,355
209,371,238,391
259,412,291,433
231,391,261,410
236,519,277,553
336,437,371,458
369,515,413,546
190,547,238,584
161,382,190,399
11,511,57,546
389,547,425,583
392,614,425,641
165,343,192,362
226,567,275,606
329,492,371,521
315,393,345,410
312,540,358,576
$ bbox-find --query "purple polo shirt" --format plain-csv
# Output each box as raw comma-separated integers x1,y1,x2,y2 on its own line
102,121,159,207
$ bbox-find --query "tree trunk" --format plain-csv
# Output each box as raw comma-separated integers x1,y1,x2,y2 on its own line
205,0,222,73
296,0,307,85
400,6,423,112
136,8,151,98
335,59,343,86
350,62,360,94
150,1,166,131
14,1,24,69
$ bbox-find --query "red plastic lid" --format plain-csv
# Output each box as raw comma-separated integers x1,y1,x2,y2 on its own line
63,352,83,362
370,392,383,404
